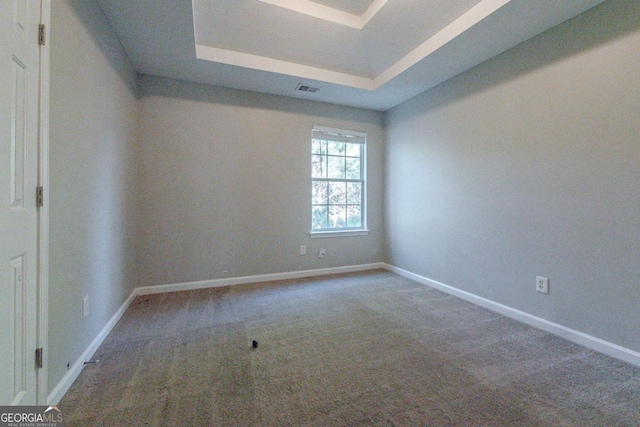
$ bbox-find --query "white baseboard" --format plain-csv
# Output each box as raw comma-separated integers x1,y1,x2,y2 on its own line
135,263,386,295
51,260,638,405
47,290,137,405
384,263,640,367
47,262,385,403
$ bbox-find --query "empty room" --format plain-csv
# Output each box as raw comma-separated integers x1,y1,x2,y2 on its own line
1,0,639,425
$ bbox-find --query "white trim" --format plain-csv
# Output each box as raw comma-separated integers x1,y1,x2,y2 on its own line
310,230,369,238
37,0,51,406
195,0,512,90
312,125,367,139
373,0,510,87
361,0,388,27
136,263,385,295
383,264,640,367
47,291,137,405
311,126,367,234
258,0,362,29
46,263,384,403
46,261,640,403
195,44,374,90
11,392,27,406
257,0,388,30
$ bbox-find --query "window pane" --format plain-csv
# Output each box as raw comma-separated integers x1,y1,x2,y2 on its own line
345,157,360,179
312,206,328,230
312,139,326,154
328,141,345,155
329,206,346,228
312,181,328,204
311,128,366,232
347,182,361,205
312,155,326,178
328,156,345,179
346,143,361,157
347,206,362,227
328,182,346,205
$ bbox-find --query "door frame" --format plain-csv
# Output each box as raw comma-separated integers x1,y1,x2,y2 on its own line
36,0,50,405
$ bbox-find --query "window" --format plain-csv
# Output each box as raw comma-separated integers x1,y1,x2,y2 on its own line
311,126,367,236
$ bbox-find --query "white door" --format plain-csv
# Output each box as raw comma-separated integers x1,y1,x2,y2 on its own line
0,0,42,405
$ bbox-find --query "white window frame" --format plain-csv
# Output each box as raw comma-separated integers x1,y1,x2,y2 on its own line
310,126,368,238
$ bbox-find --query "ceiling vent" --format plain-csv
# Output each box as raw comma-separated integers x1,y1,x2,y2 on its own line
296,84,320,93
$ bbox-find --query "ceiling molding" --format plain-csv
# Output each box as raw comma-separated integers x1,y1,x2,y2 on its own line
195,0,512,90
257,0,388,29
195,44,375,89
360,0,388,27
98,0,611,110
374,0,511,87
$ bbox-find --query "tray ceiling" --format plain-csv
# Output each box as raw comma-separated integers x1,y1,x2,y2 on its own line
96,0,607,111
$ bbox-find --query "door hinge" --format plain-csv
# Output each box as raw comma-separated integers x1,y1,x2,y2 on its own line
36,186,44,208
35,348,43,369
38,24,45,46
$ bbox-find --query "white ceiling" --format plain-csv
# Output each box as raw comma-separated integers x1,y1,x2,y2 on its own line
95,0,607,111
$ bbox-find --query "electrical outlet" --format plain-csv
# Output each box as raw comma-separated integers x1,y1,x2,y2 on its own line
300,245,306,255
82,295,89,318
536,276,549,294
318,248,326,259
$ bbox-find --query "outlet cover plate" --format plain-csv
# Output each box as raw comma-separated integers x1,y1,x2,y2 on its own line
82,295,89,318
536,276,549,294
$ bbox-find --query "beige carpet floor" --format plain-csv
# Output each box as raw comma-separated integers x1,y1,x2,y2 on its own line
60,270,640,426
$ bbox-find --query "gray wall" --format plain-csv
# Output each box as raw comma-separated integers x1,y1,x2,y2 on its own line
136,75,385,287
46,0,640,398
49,0,139,392
385,0,640,352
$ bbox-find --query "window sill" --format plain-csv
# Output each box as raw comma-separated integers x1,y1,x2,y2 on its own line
309,230,370,238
